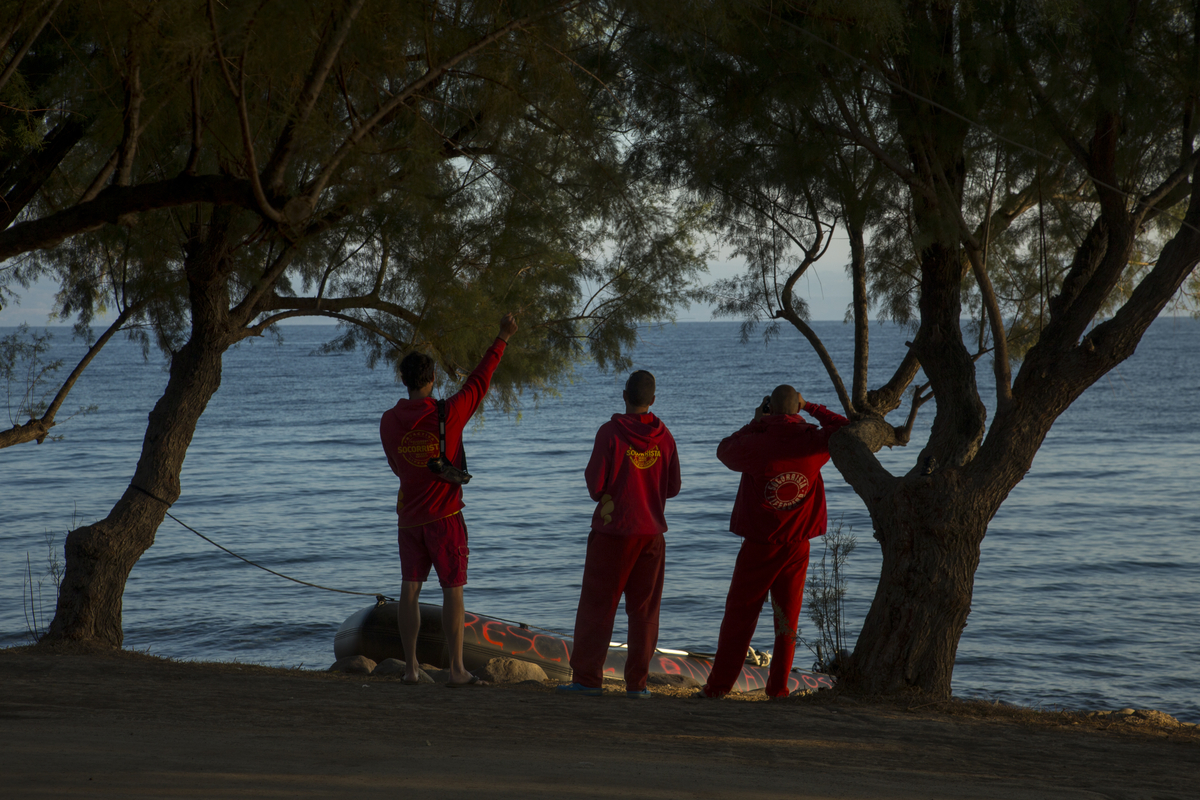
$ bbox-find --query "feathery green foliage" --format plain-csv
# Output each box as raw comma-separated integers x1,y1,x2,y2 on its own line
1,1,707,411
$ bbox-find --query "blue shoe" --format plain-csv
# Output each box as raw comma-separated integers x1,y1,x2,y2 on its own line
556,682,603,697
626,688,652,699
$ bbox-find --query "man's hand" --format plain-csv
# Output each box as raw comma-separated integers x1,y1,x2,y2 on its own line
497,312,518,342
754,395,770,422
796,389,807,413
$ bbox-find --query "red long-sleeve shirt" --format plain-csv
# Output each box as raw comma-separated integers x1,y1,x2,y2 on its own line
716,403,848,544
584,413,681,536
380,339,506,528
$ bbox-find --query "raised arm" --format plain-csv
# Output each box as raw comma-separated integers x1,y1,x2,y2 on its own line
804,402,850,448
446,312,518,423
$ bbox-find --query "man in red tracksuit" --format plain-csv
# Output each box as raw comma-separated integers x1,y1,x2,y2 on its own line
700,383,848,699
379,312,518,688
559,370,681,698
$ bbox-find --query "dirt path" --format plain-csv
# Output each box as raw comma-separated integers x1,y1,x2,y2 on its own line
1,647,1195,799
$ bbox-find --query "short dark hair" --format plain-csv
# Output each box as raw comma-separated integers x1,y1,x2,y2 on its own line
625,370,655,407
400,351,436,390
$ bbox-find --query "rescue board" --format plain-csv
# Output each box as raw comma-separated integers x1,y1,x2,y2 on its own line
334,601,835,694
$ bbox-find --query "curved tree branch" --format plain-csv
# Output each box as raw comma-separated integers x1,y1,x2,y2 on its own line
0,302,142,449
302,2,580,205
261,0,368,194
258,291,423,328
0,0,64,95
0,117,88,229
0,175,259,262
827,420,901,505
963,241,1012,412
247,309,408,351
866,349,922,415
778,306,853,416
208,0,283,224
114,48,142,188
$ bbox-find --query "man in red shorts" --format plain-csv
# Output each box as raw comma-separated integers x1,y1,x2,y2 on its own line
700,383,848,699
559,370,681,698
380,312,518,687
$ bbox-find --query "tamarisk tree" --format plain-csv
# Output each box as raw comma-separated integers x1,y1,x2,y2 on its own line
627,0,1200,696
0,1,703,647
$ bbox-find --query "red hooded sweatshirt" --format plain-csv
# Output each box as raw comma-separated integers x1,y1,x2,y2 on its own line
584,413,681,536
716,404,848,545
379,339,506,528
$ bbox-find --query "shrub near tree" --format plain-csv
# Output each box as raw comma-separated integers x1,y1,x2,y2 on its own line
0,1,705,647
624,0,1200,697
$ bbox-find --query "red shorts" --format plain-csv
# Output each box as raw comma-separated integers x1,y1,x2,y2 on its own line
397,513,469,588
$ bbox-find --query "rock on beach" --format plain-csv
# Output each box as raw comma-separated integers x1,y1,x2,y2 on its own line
327,655,375,675
371,658,434,682
329,655,551,685
476,657,549,684
1087,708,1197,729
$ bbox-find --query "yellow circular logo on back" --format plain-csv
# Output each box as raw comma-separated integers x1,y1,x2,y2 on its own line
397,430,440,467
625,446,661,470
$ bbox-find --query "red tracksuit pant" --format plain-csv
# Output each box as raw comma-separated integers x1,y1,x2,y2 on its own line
705,536,811,698
568,531,665,690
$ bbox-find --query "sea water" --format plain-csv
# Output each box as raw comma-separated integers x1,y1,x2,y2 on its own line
1,319,1197,721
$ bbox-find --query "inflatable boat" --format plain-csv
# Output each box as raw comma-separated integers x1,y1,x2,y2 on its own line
334,600,835,694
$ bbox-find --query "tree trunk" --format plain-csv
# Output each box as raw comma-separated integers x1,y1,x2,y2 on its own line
42,213,235,647
42,337,225,646
842,470,997,696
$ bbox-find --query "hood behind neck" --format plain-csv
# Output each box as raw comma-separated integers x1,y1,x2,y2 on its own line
390,396,438,426
611,412,667,449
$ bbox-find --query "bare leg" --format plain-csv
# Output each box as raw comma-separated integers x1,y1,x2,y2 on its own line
441,585,478,684
398,580,423,682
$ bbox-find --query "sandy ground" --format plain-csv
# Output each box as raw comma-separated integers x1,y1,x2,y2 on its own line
1,645,1196,799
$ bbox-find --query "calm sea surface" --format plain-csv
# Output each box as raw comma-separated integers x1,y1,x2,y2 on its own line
2,319,1197,721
